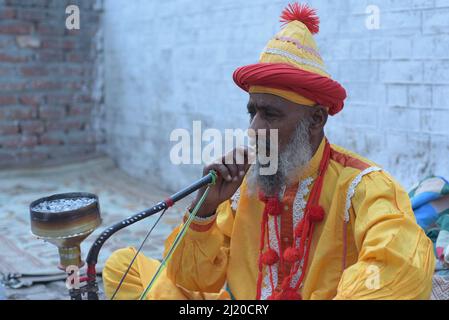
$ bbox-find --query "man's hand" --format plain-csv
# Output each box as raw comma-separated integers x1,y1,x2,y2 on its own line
191,147,251,217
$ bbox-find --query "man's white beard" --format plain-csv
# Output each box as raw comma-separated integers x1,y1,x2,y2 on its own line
247,117,313,197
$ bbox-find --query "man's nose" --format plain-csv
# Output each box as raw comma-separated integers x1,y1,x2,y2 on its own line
249,113,268,132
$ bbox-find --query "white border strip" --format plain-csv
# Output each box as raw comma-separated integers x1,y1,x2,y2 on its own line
264,47,328,74
344,167,382,223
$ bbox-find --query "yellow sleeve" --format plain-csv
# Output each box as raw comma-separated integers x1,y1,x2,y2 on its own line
334,171,436,300
165,200,235,293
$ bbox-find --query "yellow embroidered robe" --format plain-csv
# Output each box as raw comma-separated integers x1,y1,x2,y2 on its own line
103,137,435,300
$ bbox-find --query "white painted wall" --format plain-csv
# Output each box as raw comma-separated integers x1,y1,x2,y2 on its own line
103,0,449,192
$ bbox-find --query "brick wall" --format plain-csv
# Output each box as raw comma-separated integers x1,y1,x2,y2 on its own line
107,0,449,190
0,0,104,168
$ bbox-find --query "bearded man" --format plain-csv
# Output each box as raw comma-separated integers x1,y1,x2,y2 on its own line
102,3,435,300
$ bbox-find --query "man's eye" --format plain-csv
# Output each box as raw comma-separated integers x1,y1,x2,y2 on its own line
264,113,277,119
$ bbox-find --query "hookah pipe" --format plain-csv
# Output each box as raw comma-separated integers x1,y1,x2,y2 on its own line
77,170,218,300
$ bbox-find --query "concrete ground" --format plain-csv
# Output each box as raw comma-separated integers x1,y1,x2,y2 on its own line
0,156,191,300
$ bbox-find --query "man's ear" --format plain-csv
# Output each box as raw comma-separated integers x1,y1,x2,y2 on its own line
309,107,328,133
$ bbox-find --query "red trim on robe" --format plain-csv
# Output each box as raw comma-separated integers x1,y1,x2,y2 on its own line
330,148,371,171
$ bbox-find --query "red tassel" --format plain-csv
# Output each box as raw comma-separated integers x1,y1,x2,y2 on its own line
258,191,267,202
281,276,293,290
268,291,280,300
294,222,304,238
283,246,303,263
278,289,302,300
308,205,325,222
258,192,283,216
265,197,283,216
261,248,279,265
280,3,320,34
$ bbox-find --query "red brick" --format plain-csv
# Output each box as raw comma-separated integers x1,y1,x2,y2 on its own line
18,9,48,21
0,135,19,148
0,22,32,35
0,105,36,120
21,66,49,76
41,39,57,49
0,96,17,105
46,94,74,105
19,95,42,107
38,51,64,62
20,120,44,134
39,132,63,146
60,66,86,77
10,149,48,163
0,53,28,63
41,39,67,50
76,95,93,103
39,105,65,119
66,29,81,36
31,80,63,90
22,135,38,147
0,37,15,49
0,152,15,165
66,53,87,62
0,121,19,135
5,0,49,7
0,135,38,148
69,105,92,116
0,82,27,91
64,81,83,90
46,118,85,131
36,23,64,36
0,66,16,76
41,39,76,50
64,131,89,145
0,8,16,19
62,40,76,50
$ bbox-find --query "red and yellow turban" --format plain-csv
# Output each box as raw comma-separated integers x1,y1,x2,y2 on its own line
233,3,347,116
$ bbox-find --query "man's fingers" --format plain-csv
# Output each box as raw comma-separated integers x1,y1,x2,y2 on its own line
226,163,239,181
210,163,232,182
225,147,249,181
208,147,252,182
